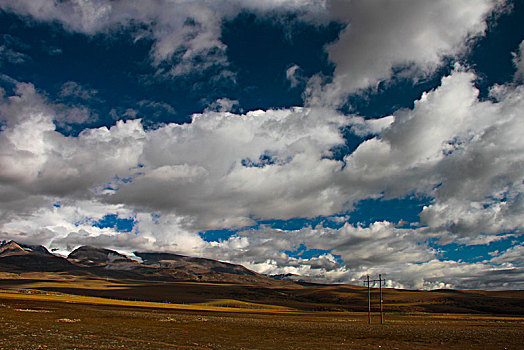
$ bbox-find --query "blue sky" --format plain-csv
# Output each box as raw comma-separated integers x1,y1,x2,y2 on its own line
0,0,523,290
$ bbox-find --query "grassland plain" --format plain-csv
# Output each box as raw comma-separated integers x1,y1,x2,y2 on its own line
0,273,523,349
0,296,523,349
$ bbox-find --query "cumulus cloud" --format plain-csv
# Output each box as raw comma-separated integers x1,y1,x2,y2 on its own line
305,0,503,105
0,81,347,244
513,40,524,81
0,0,504,89
200,222,523,289
1,66,524,279
338,69,524,243
136,100,176,120
59,81,98,101
0,34,31,66
0,83,144,216
286,64,303,88
0,45,29,66
1,0,523,289
376,258,523,290
204,98,239,113
207,221,433,269
490,242,524,266
106,106,346,228
0,201,205,258
0,0,328,79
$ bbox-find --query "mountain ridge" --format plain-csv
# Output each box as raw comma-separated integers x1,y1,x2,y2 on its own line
0,241,523,315
0,240,53,257
0,240,75,272
0,240,285,286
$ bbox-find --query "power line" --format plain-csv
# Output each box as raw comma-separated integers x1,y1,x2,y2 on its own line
363,274,385,325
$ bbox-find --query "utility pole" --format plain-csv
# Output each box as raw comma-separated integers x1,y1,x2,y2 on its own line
363,274,385,325
379,274,383,325
367,274,371,324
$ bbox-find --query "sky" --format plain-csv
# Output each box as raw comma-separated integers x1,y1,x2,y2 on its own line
0,0,523,290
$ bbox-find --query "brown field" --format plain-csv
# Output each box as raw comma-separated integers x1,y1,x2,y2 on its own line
0,273,523,349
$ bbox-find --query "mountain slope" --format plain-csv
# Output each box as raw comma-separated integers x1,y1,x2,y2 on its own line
135,252,257,276
68,245,138,267
63,245,282,285
0,241,284,285
0,241,27,257
18,242,53,256
0,240,74,272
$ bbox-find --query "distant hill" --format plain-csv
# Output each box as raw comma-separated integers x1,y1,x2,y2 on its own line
0,241,523,315
68,245,138,267
135,251,257,276
0,240,53,257
269,273,311,283
0,241,285,285
0,240,74,272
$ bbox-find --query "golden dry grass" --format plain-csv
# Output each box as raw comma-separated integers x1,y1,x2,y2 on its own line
0,272,523,349
1,272,523,315
0,294,522,350
0,289,295,314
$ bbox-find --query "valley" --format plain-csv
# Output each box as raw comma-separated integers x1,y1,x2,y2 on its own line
0,240,523,349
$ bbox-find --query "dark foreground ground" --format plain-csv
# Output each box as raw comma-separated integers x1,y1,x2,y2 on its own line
1,296,523,350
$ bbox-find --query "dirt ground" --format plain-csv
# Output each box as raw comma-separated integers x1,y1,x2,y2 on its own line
0,297,523,349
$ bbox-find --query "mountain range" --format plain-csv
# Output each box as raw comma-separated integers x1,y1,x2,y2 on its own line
1,240,523,315
0,240,281,285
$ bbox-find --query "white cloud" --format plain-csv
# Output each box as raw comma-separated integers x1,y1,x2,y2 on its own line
306,0,503,105
215,221,433,271
0,83,145,218
375,259,523,290
0,34,31,66
0,1,523,289
338,69,524,244
137,100,176,118
0,198,205,258
0,0,504,89
286,64,303,88
513,40,524,82
0,45,29,65
59,81,98,101
0,0,328,79
199,222,524,289
0,81,347,248
204,98,239,113
490,242,524,266
1,67,523,273
106,106,346,229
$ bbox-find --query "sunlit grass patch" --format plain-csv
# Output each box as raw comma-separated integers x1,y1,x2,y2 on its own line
0,289,296,314
195,299,290,310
